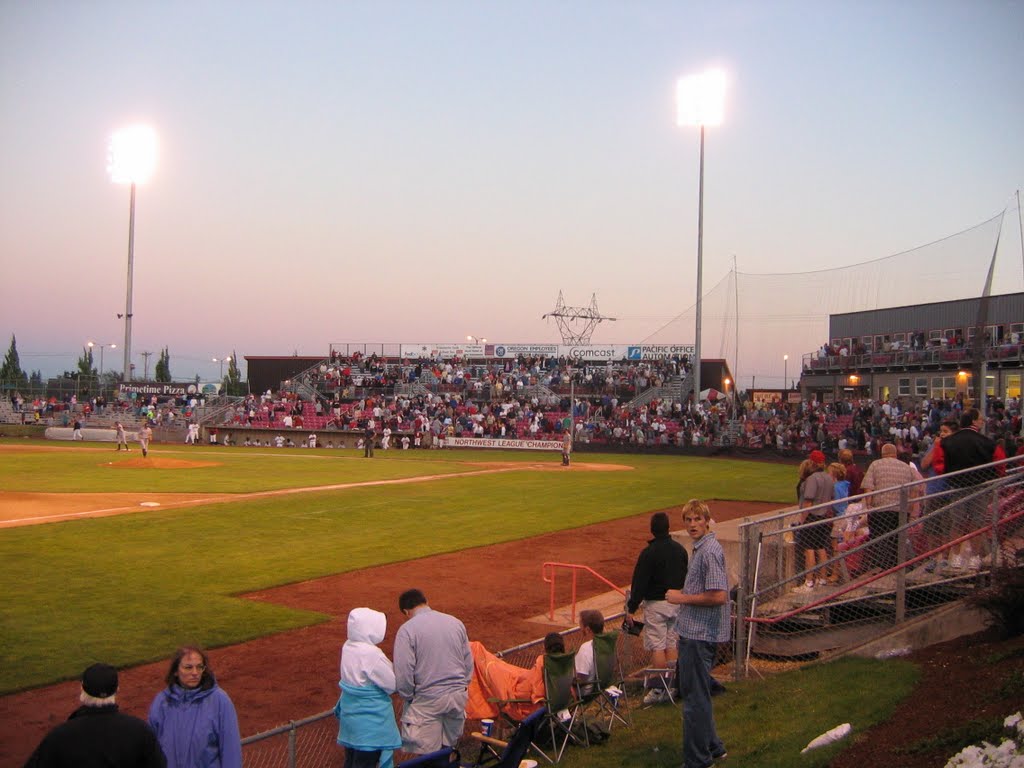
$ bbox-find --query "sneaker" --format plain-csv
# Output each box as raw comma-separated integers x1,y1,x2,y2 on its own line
950,555,964,570
815,578,828,588
968,555,982,570
793,581,815,593
643,688,668,706
712,749,729,761
924,560,936,574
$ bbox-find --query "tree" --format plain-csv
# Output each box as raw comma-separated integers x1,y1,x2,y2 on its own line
29,370,43,387
225,350,242,395
154,347,172,382
76,346,97,379
1,335,28,388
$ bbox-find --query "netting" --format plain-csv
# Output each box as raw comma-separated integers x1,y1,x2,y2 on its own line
642,210,1021,388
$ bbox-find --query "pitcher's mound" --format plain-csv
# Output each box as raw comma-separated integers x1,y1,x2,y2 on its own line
105,457,220,469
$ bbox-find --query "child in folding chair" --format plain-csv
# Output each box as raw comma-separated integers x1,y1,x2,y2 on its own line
335,607,403,768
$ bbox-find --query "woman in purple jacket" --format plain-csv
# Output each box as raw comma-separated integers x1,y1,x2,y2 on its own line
148,646,242,768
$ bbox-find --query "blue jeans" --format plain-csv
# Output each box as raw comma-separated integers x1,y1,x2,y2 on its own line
678,638,725,768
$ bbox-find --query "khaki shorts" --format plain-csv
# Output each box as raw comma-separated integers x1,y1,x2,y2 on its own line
642,600,679,652
400,688,469,754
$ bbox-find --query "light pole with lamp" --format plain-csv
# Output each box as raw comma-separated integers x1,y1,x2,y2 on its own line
213,356,232,381
465,335,487,344
108,125,158,383
87,341,117,377
784,354,789,392
676,69,727,411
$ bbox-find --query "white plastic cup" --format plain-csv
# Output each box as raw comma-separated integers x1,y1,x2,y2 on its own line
481,718,494,737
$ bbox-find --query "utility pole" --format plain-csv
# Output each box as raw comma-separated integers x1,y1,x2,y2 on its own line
140,351,153,381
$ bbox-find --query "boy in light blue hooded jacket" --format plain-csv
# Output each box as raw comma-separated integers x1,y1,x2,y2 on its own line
335,607,403,768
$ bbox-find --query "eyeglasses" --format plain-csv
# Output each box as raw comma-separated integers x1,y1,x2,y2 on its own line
179,664,205,672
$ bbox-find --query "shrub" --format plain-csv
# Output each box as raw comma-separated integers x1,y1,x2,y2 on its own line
969,567,1024,637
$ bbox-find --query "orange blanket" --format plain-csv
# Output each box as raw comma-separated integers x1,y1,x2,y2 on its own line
465,641,545,720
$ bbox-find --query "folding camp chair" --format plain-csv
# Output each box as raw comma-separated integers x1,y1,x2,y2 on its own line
537,650,587,763
588,630,631,730
469,706,548,767
396,746,459,767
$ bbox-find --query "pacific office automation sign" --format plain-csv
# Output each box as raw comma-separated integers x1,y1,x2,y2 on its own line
118,382,201,398
399,343,694,361
446,437,562,451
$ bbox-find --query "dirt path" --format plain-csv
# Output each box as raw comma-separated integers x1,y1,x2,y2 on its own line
0,500,775,766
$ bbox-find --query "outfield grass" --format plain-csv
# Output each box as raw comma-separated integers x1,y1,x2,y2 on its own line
559,656,920,768
0,441,796,693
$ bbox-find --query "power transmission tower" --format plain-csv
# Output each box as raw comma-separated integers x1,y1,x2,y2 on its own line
542,291,616,345
140,351,153,381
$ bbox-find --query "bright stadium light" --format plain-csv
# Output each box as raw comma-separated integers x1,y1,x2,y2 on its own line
466,335,487,344
108,124,158,383
676,69,727,410
87,340,117,375
107,125,158,184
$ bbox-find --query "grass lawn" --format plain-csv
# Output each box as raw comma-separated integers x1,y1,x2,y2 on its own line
559,656,920,768
0,442,796,693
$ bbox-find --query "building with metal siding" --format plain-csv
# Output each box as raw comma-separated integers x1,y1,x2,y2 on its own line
800,292,1024,404
828,293,1024,345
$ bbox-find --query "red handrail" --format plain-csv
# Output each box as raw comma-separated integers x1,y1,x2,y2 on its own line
746,505,1024,625
542,561,626,622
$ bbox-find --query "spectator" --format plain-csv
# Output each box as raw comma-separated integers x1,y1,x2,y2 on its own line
627,512,688,705
334,607,402,768
794,450,834,591
573,609,605,695
393,589,473,755
941,408,997,569
148,646,241,768
665,500,730,768
25,663,166,768
861,443,919,573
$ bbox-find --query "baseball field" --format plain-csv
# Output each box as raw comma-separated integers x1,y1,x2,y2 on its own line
0,438,799,763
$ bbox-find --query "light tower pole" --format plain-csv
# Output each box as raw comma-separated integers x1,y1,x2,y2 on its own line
676,69,726,410
108,125,158,383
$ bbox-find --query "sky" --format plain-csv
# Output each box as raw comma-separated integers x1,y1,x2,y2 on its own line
2,0,1022,386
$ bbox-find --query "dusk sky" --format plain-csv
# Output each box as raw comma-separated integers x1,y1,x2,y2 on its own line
2,1,1022,385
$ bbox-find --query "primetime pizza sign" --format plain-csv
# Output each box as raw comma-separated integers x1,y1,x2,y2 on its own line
118,382,201,398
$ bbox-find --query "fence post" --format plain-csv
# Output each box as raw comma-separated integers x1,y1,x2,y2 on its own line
990,485,1000,568
734,521,749,681
895,487,908,624
288,723,297,768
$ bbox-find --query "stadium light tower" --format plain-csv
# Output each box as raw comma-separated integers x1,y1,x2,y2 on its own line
677,68,726,410
213,356,232,380
87,341,117,375
466,335,487,344
108,124,158,383
784,354,789,391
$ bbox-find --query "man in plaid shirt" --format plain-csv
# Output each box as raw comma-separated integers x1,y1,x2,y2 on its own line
666,499,730,768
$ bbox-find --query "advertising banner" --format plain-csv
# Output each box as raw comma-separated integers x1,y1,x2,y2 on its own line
401,343,485,359
750,390,784,407
397,342,693,361
118,382,202,398
445,436,562,451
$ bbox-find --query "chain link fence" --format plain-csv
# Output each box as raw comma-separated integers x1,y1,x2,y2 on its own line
241,619,660,767
733,455,1024,678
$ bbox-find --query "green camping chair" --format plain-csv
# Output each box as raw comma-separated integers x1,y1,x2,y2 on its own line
586,630,632,731
538,650,587,763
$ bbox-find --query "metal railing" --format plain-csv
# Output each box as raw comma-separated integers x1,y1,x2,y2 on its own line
733,456,1024,678
542,561,626,622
